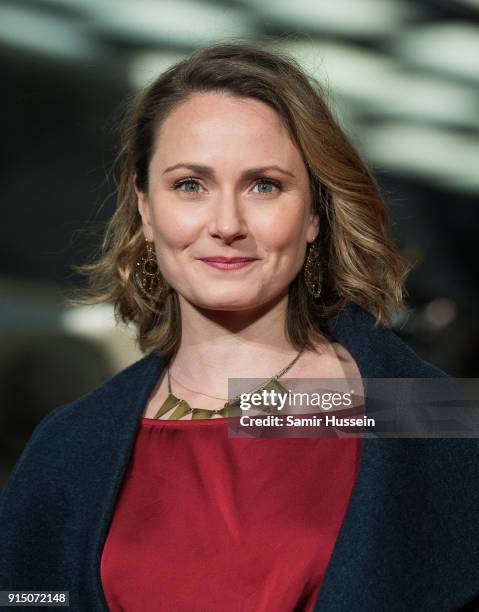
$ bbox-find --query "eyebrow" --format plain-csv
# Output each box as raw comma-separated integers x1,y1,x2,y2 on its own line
162,163,295,179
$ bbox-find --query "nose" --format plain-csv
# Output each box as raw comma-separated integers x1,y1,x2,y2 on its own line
207,190,247,243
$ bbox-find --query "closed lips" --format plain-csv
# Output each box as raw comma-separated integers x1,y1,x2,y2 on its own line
200,257,257,262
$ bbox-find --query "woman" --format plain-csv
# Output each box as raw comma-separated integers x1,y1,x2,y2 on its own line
1,42,478,612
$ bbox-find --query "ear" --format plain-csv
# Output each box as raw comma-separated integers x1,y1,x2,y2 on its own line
135,182,154,242
307,212,320,243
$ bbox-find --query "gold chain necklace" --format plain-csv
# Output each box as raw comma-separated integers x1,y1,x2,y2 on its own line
169,372,229,401
152,349,304,420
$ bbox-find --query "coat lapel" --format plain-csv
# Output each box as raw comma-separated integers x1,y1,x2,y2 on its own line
86,351,168,610
314,303,479,611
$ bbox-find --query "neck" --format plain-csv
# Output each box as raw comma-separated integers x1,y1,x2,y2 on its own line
169,294,306,397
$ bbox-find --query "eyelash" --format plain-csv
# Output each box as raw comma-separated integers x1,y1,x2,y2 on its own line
171,177,283,194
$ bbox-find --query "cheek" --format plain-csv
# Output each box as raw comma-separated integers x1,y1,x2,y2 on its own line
150,204,199,248
259,216,307,255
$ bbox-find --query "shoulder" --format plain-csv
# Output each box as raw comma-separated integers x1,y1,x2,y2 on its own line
327,302,450,379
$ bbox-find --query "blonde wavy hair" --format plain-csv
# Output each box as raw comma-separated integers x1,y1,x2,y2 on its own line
71,40,408,358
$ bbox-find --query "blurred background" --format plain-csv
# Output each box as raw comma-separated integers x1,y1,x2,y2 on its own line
1,0,478,486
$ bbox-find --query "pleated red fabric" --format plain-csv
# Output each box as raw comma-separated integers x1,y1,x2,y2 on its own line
100,416,363,612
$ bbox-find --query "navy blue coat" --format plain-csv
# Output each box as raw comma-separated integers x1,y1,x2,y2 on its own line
1,302,478,611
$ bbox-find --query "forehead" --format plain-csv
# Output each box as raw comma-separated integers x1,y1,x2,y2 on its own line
152,92,304,169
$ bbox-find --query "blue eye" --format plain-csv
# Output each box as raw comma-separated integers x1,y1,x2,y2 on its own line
252,179,282,194
172,177,282,195
173,178,202,193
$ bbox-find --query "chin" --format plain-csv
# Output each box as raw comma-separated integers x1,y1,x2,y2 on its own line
198,300,255,311
191,292,261,311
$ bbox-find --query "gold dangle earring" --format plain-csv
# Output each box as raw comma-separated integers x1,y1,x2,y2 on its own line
304,241,322,298
134,239,169,299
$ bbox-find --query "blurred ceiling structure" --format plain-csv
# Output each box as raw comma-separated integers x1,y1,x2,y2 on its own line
1,0,478,192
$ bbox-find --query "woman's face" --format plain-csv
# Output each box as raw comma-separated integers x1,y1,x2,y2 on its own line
137,92,318,312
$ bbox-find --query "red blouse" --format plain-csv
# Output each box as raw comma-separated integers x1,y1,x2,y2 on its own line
101,416,363,612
